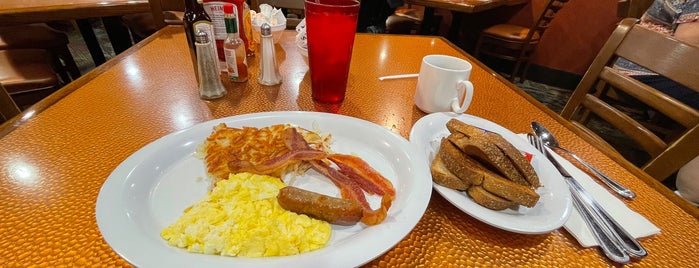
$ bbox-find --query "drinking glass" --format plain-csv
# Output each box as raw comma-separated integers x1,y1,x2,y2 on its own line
304,0,360,103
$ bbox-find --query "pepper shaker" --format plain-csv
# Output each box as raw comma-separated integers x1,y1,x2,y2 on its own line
258,23,282,85
195,30,228,99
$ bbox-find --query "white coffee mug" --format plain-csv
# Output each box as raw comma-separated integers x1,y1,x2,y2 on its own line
414,55,474,114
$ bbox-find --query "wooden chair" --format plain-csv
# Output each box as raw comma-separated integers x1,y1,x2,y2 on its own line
0,23,81,82
473,0,569,82
0,83,20,123
385,5,442,35
121,0,184,42
0,49,60,110
560,18,699,182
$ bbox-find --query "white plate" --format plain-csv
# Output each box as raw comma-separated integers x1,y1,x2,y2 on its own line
409,112,571,234
96,111,432,268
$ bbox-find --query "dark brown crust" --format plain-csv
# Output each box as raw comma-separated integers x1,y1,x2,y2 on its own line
449,133,529,186
467,186,515,210
446,119,485,137
481,173,540,208
277,186,363,225
439,138,484,186
485,132,541,188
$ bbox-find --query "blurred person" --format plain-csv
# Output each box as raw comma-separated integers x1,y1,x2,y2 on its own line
357,0,405,33
615,0,699,109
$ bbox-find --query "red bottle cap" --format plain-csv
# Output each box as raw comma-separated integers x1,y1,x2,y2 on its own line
223,3,234,14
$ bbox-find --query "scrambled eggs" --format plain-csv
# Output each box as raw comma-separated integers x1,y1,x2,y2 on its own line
161,172,331,257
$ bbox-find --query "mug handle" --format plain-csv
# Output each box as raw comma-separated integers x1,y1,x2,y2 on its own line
450,80,474,114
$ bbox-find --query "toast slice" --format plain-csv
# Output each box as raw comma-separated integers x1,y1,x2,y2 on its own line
431,154,470,190
485,132,541,187
481,172,540,207
446,118,486,137
467,186,516,210
437,137,541,208
448,133,530,186
438,138,485,186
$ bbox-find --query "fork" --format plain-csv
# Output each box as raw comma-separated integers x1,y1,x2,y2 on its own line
527,134,647,263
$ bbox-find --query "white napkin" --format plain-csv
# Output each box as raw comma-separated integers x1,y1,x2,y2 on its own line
518,134,660,247
250,4,287,28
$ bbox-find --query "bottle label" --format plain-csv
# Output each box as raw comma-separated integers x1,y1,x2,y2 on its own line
203,1,236,41
224,47,239,78
193,21,216,55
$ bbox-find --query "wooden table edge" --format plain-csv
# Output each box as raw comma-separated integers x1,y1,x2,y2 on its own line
0,2,150,25
0,25,171,137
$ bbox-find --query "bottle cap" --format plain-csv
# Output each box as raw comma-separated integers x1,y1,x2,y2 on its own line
260,23,272,37
223,3,234,14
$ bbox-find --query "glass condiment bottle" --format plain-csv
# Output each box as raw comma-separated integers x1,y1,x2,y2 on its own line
195,30,228,99
184,0,215,78
223,3,249,82
242,1,255,57
258,23,282,85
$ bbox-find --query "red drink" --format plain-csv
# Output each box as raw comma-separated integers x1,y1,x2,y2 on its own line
304,0,360,103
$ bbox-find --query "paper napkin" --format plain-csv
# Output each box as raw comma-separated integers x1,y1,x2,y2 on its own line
518,134,660,247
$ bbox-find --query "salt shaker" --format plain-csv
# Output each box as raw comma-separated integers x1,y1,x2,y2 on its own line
195,30,227,99
258,23,282,85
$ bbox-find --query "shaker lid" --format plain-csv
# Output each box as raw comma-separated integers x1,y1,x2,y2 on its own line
260,23,272,37
195,30,209,43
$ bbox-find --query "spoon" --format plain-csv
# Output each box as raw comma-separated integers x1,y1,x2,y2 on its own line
531,121,636,200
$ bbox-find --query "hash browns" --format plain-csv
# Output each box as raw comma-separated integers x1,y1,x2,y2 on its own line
197,123,331,181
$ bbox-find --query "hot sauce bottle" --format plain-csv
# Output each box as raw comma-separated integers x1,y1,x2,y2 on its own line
203,0,253,66
223,3,248,82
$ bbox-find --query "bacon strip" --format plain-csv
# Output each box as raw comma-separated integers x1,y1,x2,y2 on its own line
309,160,391,225
228,128,327,175
309,160,370,209
329,154,396,198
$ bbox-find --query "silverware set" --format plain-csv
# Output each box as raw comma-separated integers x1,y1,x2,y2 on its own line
527,122,647,264
531,121,636,199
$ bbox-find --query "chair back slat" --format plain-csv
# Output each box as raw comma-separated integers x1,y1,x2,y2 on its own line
149,0,186,29
600,67,699,128
0,83,20,122
561,18,699,181
581,93,667,156
616,26,699,91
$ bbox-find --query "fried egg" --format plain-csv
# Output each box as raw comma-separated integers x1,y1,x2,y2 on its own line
161,172,332,257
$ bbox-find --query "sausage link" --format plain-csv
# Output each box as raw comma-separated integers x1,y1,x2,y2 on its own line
277,186,363,225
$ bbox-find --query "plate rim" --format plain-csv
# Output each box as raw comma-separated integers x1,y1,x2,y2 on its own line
95,111,432,267
409,112,572,234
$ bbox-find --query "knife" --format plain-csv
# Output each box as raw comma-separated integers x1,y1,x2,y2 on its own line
528,134,646,262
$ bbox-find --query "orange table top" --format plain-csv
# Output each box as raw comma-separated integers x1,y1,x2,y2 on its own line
1,26,698,266
0,0,149,26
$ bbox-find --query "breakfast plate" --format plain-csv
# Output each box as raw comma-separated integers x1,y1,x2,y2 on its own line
96,111,432,267
409,112,572,234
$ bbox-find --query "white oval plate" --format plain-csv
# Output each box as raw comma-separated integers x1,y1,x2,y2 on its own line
409,112,571,234
96,111,432,268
